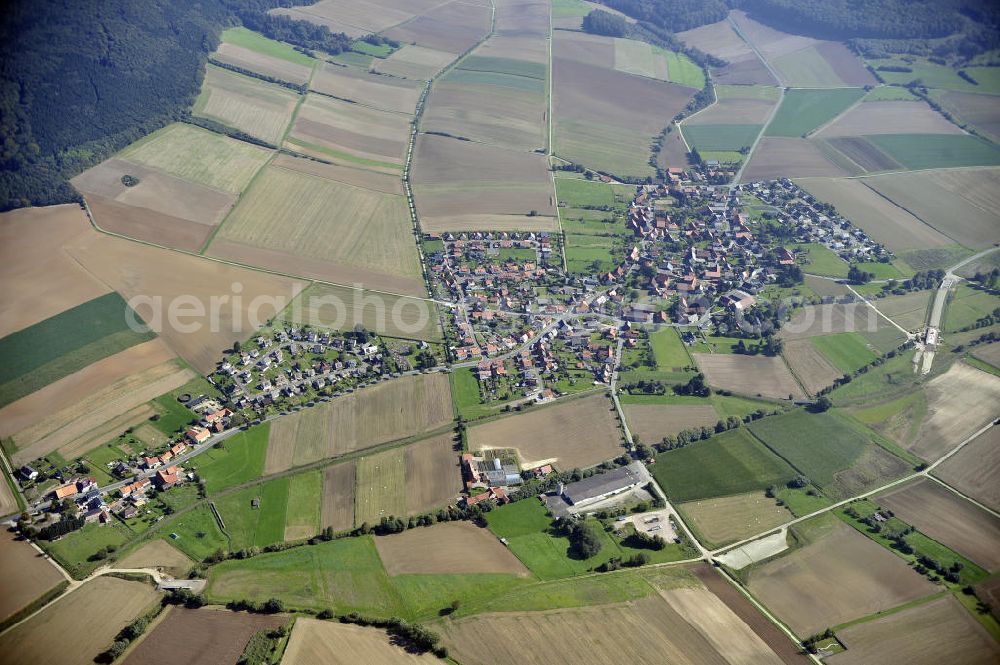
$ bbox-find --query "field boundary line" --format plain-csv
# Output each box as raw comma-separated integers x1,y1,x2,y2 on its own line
196,149,278,255
805,93,866,138
855,179,969,248
924,473,1000,520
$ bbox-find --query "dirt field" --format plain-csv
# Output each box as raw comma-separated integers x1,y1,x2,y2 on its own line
622,404,718,443
439,589,783,665
782,338,841,395
828,594,1000,665
678,19,776,85
779,304,886,340
691,564,809,664
266,373,454,472
468,393,624,469
877,478,1000,571
63,227,304,373
816,100,962,138
310,63,421,114
909,361,1000,461
939,90,1000,143
123,607,285,665
373,44,455,80
796,178,952,252
290,93,410,166
934,426,1000,512
382,0,492,54
84,193,214,252
0,576,159,665
282,618,437,665
0,205,110,338
973,341,1000,368
320,462,356,533
404,433,463,515
412,133,557,231
823,136,900,172
693,354,805,401
747,517,936,636
0,529,64,624
871,291,933,331
195,66,299,144
680,493,792,548
214,42,312,85
686,98,776,125
117,539,194,578
866,169,1000,249
271,0,412,35
742,138,847,181
1,341,188,465
375,521,529,575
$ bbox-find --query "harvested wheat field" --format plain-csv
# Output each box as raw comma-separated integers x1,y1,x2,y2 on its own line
412,133,557,232
1,341,189,465
622,404,718,443
781,338,841,395
0,205,110,338
213,42,313,85
816,100,962,138
870,291,933,331
404,433,463,515
439,588,783,665
376,521,529,575
796,178,951,252
320,462,356,533
374,44,455,80
270,153,402,195
0,529,64,625
62,229,304,373
468,393,623,469
909,361,1000,461
0,576,159,665
877,478,1000,571
266,373,454,472
207,162,424,295
310,63,421,114
282,618,437,665
117,539,194,578
934,426,1000,512
693,354,805,401
827,594,1000,665
679,492,792,548
123,607,285,665
355,447,407,525
742,138,847,181
747,516,935,636
195,65,299,144
0,476,16,517
779,304,885,340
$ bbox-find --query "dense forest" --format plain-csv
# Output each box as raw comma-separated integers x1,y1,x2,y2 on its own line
0,0,351,211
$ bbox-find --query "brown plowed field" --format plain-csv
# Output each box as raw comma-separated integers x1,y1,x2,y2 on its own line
266,373,454,472
85,194,214,252
622,404,718,443
934,425,1000,512
0,576,159,665
375,521,529,575
422,80,546,151
439,590,783,665
0,529,65,625
824,137,900,172
283,618,437,665
817,100,962,137
782,338,841,395
686,98,776,125
373,44,454,80
909,361,1000,461
877,478,1000,571
940,90,1000,143
214,42,312,85
813,42,878,87
382,0,492,54
404,433,463,515
747,517,936,636
311,63,421,114
0,204,110,338
290,93,410,166
796,178,951,252
827,595,1000,665
693,354,805,401
117,539,194,578
742,138,847,181
678,19,777,85
123,607,284,665
779,304,885,340
468,393,623,469
321,462,356,532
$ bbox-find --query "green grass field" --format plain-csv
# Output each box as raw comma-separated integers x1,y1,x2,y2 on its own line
867,58,1000,94
792,243,850,278
354,448,406,526
0,293,155,408
565,234,618,274
216,478,290,550
551,0,591,18
811,333,878,374
942,285,1000,332
221,27,316,67
682,124,761,152
865,134,1000,170
765,88,866,137
649,328,693,369
284,470,321,539
650,428,797,502
148,375,217,437
459,56,547,80
450,367,492,420
445,69,546,94
194,424,270,495
716,85,781,100
42,521,132,579
663,50,705,88
555,177,617,207
161,507,229,562
863,86,919,102
350,39,395,58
